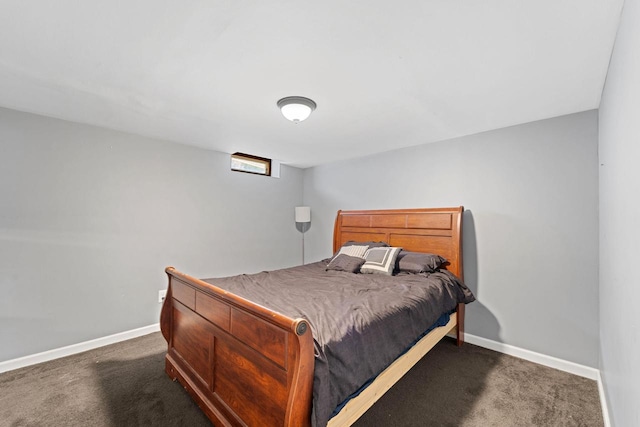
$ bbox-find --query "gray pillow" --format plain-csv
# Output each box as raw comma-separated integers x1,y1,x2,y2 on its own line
360,247,402,275
396,251,447,273
326,254,366,273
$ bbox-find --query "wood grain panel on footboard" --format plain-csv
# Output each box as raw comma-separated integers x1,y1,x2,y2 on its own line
160,268,314,427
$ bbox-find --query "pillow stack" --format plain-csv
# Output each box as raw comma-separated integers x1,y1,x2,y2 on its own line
327,241,401,275
326,241,448,276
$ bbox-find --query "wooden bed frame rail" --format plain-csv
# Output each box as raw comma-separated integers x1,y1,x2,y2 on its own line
160,206,466,427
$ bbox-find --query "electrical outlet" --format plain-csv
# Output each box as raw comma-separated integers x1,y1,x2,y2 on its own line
158,289,167,304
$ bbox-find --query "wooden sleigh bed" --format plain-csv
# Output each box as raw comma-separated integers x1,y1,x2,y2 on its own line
160,206,468,427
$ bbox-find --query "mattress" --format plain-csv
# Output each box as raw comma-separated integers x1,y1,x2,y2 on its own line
204,260,475,427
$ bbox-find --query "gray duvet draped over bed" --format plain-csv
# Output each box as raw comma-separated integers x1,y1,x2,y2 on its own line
204,260,475,427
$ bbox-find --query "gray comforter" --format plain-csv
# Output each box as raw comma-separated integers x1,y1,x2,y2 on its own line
204,260,475,427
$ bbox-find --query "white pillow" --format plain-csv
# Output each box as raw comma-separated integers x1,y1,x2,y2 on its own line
360,247,402,275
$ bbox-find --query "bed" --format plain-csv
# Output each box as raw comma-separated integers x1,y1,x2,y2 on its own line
160,206,473,426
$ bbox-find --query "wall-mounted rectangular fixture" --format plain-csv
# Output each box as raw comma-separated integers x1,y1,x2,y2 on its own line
231,152,271,176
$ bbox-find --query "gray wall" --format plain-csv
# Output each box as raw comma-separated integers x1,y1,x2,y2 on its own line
599,0,640,424
0,107,303,362
303,111,599,367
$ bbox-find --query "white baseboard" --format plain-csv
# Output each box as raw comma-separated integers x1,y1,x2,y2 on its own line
464,333,599,380
596,371,612,427
0,323,160,374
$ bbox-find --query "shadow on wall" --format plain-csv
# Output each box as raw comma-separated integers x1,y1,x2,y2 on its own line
95,352,211,426
463,210,501,342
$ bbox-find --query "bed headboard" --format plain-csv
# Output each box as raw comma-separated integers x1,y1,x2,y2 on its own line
333,207,464,280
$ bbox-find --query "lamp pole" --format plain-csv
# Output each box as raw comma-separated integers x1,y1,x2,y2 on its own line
296,221,310,264
295,206,311,265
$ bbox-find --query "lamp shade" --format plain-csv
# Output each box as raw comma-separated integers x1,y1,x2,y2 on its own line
295,206,311,223
277,96,317,123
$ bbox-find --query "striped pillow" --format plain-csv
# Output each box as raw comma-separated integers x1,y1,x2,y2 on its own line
360,247,403,275
335,245,369,259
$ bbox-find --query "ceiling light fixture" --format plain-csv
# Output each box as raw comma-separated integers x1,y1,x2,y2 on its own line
277,96,317,123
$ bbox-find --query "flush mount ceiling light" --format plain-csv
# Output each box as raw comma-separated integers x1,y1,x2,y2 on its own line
277,96,317,123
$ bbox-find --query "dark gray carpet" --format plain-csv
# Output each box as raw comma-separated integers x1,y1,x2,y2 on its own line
0,333,603,427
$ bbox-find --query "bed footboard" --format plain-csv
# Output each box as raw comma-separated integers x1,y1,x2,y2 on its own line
160,267,315,427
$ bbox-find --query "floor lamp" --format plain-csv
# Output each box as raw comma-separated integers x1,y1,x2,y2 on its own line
295,206,311,265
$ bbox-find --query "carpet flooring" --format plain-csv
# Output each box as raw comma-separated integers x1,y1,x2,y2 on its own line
0,333,603,426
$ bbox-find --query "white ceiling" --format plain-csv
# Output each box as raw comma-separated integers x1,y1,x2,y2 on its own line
0,1,623,168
